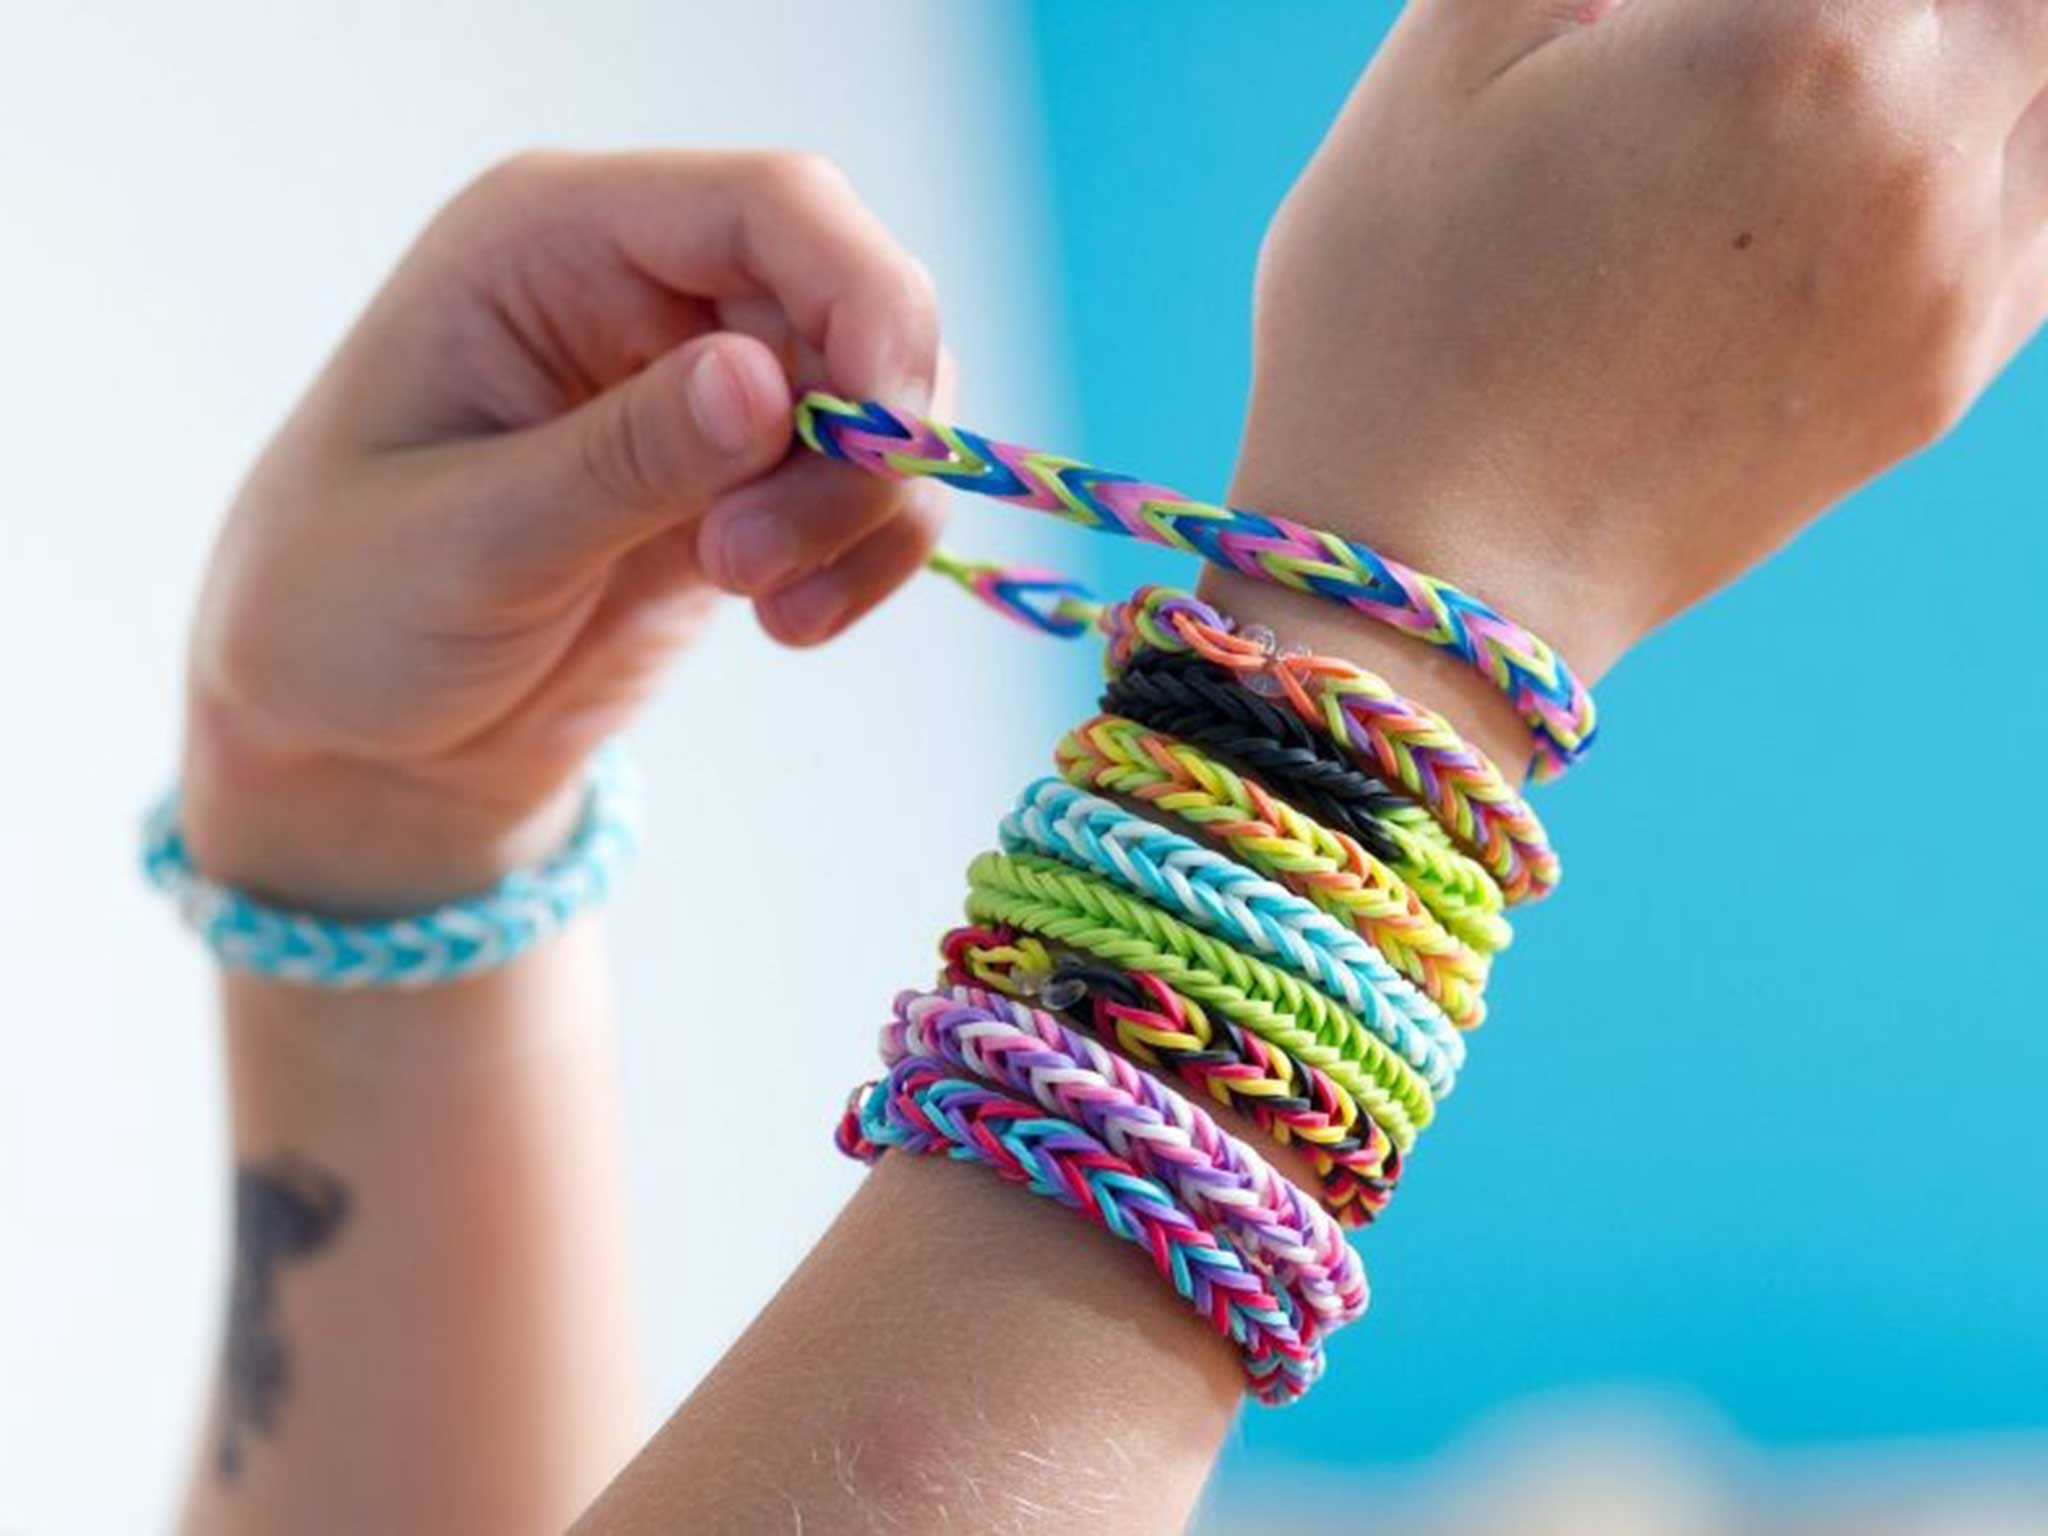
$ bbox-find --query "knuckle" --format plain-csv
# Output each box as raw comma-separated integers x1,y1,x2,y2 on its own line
579,388,665,510
465,148,573,205
1724,7,1901,127
750,149,851,205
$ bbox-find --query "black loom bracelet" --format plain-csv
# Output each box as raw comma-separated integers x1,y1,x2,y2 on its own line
1099,649,1410,863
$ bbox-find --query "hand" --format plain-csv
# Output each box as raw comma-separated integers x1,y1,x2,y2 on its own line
182,150,946,911
1230,0,2048,699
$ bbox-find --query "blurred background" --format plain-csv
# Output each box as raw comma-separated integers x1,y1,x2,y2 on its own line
2,3,2044,1532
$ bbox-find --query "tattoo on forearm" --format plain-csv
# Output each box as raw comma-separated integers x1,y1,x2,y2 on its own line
216,1153,350,1482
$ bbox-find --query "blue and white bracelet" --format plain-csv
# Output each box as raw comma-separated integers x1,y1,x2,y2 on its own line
141,745,641,988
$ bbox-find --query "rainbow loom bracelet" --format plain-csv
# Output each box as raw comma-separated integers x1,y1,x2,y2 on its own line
1000,778,1479,1050
940,928,1402,1226
141,745,640,988
880,986,1369,1331
1008,773,1490,1026
839,1061,1324,1403
1106,588,1560,903
1057,715,1511,961
965,850,1439,1132
1095,656,1507,937
1097,651,1515,937
796,394,1597,781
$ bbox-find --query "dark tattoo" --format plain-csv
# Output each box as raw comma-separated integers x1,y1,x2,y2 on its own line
216,1153,350,1482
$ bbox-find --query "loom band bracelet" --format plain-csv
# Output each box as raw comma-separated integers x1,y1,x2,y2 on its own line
1058,712,1511,961
923,548,1104,639
937,934,1402,1228
795,394,1596,781
1001,776,1490,1036
1106,591,1560,904
838,1062,1324,1405
880,985,1369,1331
961,855,1434,1145
1098,649,1507,937
1056,717,1510,982
963,851,1435,1143
1033,958,1402,1228
1000,778,1477,1065
141,744,641,988
1107,587,1558,903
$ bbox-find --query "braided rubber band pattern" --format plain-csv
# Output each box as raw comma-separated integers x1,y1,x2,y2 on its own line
1060,714,1509,965
941,928,1401,1227
965,850,1437,1138
880,986,1369,1332
839,1062,1323,1403
141,745,640,988
1001,779,1477,1056
798,394,1596,780
1045,737,1497,1004
1108,587,1560,903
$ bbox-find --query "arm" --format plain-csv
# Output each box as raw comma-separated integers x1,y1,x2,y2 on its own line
576,2,2048,1530
173,149,947,1534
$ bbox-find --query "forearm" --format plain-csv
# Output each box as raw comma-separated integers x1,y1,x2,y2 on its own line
575,1154,1238,1535
573,428,1554,1532
180,923,640,1533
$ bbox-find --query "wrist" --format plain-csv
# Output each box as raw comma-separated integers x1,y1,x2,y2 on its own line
179,691,584,917
1225,412,1643,776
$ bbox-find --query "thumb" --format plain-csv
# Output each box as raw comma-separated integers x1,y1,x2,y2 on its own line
495,331,795,563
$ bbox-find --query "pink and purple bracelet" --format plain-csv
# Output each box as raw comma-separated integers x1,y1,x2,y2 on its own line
839,1059,1324,1404
879,985,1369,1337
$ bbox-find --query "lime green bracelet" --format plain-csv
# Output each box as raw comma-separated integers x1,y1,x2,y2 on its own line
964,851,1434,1147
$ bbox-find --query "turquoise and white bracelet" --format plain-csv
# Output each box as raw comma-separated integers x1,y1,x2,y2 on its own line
141,745,640,988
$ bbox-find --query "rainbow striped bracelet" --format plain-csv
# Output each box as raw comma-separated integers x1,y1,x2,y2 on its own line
840,1060,1325,1404
797,394,1596,781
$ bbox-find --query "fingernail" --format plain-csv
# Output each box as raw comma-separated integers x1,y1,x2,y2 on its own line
772,569,849,641
712,510,799,593
688,347,757,458
892,367,934,415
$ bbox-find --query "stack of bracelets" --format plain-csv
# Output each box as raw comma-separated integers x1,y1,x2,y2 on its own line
802,394,1594,1405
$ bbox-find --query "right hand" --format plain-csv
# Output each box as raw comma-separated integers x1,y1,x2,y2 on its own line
1232,0,2048,686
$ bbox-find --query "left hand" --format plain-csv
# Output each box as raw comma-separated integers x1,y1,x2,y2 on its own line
182,149,947,911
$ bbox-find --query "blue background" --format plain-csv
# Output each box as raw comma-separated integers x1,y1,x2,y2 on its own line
1013,0,2048,1472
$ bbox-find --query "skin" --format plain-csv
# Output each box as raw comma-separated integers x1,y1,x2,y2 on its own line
178,150,950,1533
176,2,2048,1532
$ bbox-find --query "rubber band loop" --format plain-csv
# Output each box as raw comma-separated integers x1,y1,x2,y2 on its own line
799,392,1596,780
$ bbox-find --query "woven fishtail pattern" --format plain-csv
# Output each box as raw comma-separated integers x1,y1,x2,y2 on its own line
1107,589,1561,903
839,1062,1323,1403
139,746,641,988
942,928,1401,1226
1001,779,1480,1047
796,394,1596,781
1059,715,1511,961
966,850,1438,1133
1099,649,1501,920
799,399,1594,1404
880,986,1368,1331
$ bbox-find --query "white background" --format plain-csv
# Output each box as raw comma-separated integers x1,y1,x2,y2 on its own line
0,4,1070,1529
